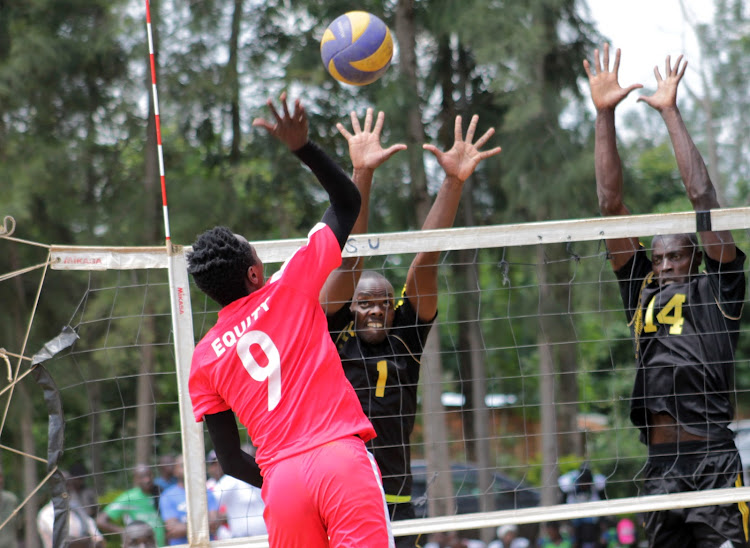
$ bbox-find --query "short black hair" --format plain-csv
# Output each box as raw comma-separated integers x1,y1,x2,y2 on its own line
187,226,257,307
357,270,396,292
652,232,700,250
575,465,593,493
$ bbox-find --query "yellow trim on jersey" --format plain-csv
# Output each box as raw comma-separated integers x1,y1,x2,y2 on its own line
334,320,356,347
735,474,749,541
385,494,412,503
397,283,406,309
631,271,653,360
391,334,422,365
714,294,744,321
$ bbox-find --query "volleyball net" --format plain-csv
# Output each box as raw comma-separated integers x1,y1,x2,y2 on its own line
2,206,749,546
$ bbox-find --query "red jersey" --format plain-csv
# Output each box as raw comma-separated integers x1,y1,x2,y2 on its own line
189,223,376,468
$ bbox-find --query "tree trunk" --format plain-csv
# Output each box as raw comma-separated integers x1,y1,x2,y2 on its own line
537,246,559,507
547,253,580,458
395,0,453,517
228,0,243,163
420,330,455,517
395,0,430,222
20,388,40,548
136,318,156,466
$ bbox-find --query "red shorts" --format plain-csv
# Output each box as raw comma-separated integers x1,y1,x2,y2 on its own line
262,436,394,547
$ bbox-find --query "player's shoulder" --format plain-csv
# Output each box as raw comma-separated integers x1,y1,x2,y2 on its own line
303,222,336,252
272,223,338,283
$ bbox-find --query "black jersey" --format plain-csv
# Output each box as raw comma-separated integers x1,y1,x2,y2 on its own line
328,297,433,499
616,247,746,443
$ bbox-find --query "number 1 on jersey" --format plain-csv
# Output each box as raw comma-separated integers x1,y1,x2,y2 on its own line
237,330,282,411
376,360,387,398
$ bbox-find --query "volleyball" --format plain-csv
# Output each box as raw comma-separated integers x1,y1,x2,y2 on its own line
320,11,394,86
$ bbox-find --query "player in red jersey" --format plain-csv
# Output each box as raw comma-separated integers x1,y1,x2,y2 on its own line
187,93,394,548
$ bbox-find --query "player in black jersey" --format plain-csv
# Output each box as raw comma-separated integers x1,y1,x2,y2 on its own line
585,44,748,548
321,109,501,547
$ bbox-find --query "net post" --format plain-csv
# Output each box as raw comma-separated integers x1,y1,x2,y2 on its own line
167,246,210,545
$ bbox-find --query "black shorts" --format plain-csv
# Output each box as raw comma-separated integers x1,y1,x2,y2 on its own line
643,440,750,548
389,501,419,548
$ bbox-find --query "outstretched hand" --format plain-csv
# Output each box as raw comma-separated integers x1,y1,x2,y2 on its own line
336,108,407,171
423,115,501,182
252,92,308,151
583,44,643,111
637,55,687,112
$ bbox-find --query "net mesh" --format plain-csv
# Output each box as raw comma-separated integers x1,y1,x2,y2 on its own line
2,207,750,547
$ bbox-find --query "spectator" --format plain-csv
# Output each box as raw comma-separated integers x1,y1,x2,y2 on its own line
599,517,622,548
122,520,157,548
153,455,176,494
37,471,105,548
538,522,573,548
206,448,266,539
158,455,219,545
487,524,530,548
96,464,165,546
0,468,21,548
69,461,98,518
423,531,467,548
204,452,231,540
558,464,606,505
615,518,636,547
558,464,606,548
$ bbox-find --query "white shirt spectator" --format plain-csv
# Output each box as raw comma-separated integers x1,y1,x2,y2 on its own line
212,474,266,538
37,500,104,548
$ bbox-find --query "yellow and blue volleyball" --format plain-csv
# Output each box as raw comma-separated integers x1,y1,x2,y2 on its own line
320,11,393,86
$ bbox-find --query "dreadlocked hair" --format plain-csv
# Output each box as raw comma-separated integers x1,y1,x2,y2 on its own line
187,226,256,307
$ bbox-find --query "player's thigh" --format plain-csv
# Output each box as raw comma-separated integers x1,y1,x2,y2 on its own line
691,449,750,547
262,454,329,548
390,502,420,548
689,504,750,548
644,508,696,548
313,437,393,548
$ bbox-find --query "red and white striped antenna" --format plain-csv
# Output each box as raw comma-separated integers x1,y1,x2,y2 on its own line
144,4,213,544
144,0,171,245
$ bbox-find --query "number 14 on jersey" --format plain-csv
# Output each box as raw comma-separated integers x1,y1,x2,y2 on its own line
644,293,686,335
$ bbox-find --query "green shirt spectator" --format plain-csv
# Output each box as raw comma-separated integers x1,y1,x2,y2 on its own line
97,465,165,547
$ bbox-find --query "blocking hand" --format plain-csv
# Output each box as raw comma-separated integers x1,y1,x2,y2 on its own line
336,108,406,171
583,44,643,111
637,55,687,112
423,114,501,183
252,92,309,151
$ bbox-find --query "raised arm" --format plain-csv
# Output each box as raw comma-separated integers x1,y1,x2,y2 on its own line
584,44,643,271
95,512,123,538
252,93,361,250
408,114,501,322
320,109,406,314
638,55,736,263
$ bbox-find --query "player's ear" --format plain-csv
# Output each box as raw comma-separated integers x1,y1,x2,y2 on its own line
247,265,260,287
692,248,703,273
